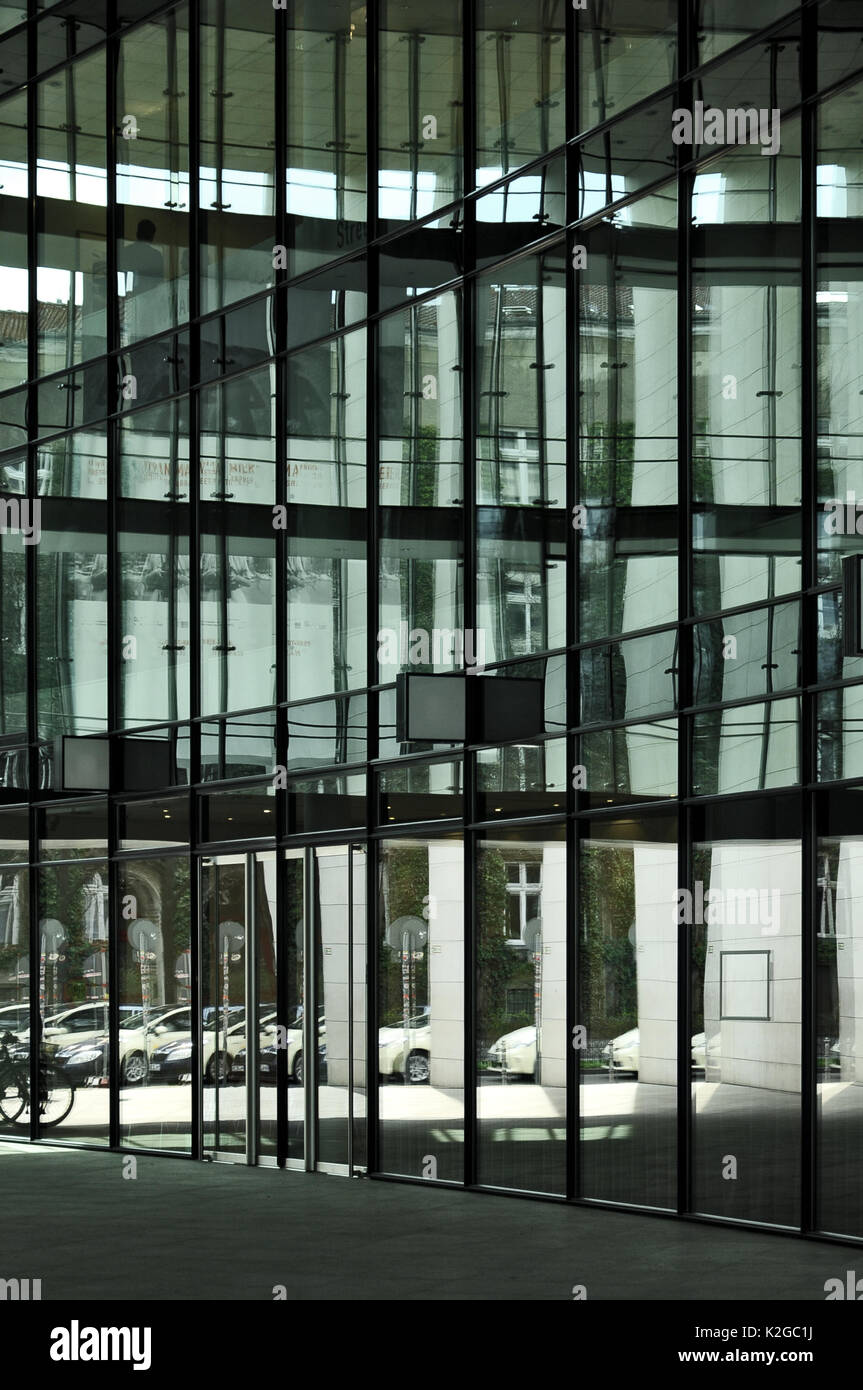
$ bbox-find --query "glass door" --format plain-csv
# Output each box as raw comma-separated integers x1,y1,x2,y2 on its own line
201,851,277,1161
285,844,366,1174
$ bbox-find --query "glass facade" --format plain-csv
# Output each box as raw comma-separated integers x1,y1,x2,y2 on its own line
0,0,861,1241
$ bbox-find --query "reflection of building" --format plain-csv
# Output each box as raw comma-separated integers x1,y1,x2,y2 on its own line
1,0,863,1250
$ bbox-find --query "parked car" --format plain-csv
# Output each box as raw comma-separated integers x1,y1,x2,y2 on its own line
51,1006,193,1086
378,1007,431,1084
148,1006,278,1084
486,1026,537,1078
0,1004,31,1038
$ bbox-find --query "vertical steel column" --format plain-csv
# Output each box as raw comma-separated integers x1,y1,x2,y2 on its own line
302,843,316,1169
106,0,121,1155
273,0,289,1172
462,0,477,1191
565,0,579,1203
245,852,258,1164
800,0,818,1236
365,0,381,1177
188,0,203,1160
675,0,694,1217
26,0,39,1147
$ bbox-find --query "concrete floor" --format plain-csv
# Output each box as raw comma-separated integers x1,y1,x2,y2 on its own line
0,1141,852,1301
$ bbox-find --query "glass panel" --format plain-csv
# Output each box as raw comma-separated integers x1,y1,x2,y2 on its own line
117,7,190,346
37,49,107,376
693,698,799,795
476,248,567,664
579,194,678,642
476,736,567,820
200,372,277,718
202,855,247,1154
118,856,192,1151
579,814,677,1208
0,528,28,746
378,836,464,1181
316,845,350,1167
351,845,367,1168
37,859,110,1143
284,849,304,1161
693,602,801,705
0,851,30,1139
254,852,277,1158
37,513,109,738
476,157,565,271
477,827,566,1194
692,123,802,615
580,719,678,806
0,91,27,395
379,0,462,221
692,799,801,1226
200,0,275,315
697,5,803,87
286,327,367,700
817,79,863,586
817,684,863,783
119,499,191,727
581,630,678,725
286,2,367,276
476,2,565,186
379,291,462,510
578,0,676,128
379,759,463,824
815,790,863,1236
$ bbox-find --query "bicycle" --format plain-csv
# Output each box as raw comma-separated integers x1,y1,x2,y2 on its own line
0,1031,75,1129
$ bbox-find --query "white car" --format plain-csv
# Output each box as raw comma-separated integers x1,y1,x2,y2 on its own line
486,1026,537,1077
0,1003,31,1039
604,1029,715,1075
378,1009,431,1084
148,1008,278,1083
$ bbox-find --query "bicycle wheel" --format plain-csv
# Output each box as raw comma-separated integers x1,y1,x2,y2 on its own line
0,1066,28,1125
36,1068,75,1129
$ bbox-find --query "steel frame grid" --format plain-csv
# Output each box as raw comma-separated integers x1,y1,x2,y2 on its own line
1,0,862,1247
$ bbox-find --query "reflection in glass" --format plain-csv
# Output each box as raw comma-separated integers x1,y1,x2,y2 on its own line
692,127,802,615
37,858,110,1142
379,0,462,220
579,198,678,642
200,0,275,314
378,837,463,1181
815,795,863,1236
117,8,190,347
37,50,107,376
692,808,801,1227
476,3,565,187
478,828,566,1194
286,2,367,277
118,856,192,1150
579,815,677,1208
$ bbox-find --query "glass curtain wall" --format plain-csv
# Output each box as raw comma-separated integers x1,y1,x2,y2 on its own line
4,0,863,1245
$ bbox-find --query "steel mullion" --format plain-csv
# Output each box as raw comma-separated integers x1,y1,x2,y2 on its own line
676,0,694,1215
800,0,818,1237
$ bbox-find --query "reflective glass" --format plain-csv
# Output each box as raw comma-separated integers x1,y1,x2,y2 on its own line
37,50,107,376
477,827,566,1194
118,855,192,1150
476,1,565,186
692,798,801,1226
579,813,677,1209
378,836,464,1181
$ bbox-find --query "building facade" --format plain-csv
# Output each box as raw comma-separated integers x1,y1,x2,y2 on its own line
0,0,862,1241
